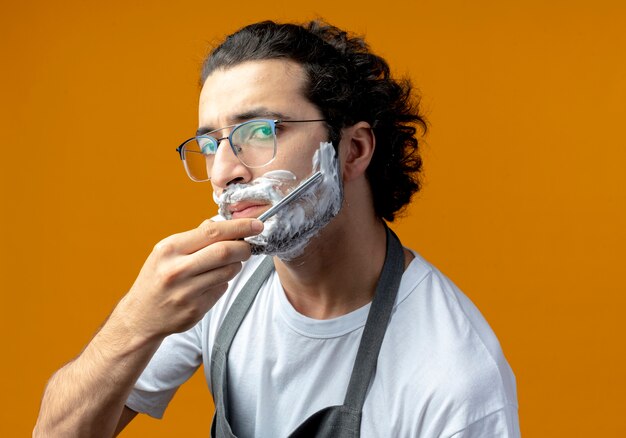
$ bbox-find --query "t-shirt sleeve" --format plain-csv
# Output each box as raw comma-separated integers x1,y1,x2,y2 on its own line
125,323,203,419
448,404,520,438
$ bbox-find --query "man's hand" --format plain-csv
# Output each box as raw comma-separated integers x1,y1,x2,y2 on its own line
119,218,264,339
33,218,263,438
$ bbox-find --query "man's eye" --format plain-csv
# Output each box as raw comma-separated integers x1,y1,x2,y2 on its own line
199,137,218,154
249,125,273,139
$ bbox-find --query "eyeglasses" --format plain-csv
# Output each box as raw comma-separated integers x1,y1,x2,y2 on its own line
176,118,326,182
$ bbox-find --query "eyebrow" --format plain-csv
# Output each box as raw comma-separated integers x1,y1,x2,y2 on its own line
196,107,290,136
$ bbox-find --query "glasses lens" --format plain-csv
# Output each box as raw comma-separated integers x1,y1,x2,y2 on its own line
231,120,276,168
181,137,214,181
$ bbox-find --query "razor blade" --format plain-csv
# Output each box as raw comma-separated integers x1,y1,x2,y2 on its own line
257,171,323,223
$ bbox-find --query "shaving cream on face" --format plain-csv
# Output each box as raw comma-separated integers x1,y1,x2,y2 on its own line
216,170,297,216
215,142,343,260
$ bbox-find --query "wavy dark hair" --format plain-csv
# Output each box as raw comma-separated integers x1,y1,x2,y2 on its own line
201,20,426,221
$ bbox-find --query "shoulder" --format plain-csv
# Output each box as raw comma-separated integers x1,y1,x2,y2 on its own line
378,249,519,435
396,250,513,376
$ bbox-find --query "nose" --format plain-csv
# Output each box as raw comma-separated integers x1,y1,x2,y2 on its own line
210,139,253,192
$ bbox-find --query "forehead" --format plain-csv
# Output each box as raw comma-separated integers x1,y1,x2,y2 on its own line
198,59,315,128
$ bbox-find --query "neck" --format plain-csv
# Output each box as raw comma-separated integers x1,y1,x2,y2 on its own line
273,211,388,319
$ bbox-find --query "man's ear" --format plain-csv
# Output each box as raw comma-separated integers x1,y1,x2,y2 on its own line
341,121,376,182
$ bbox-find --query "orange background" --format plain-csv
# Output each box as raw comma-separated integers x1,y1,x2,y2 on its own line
2,0,625,436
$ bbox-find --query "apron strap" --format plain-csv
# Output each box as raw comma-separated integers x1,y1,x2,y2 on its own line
210,256,274,435
343,225,404,411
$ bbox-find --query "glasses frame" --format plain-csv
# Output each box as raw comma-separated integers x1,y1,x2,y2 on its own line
176,118,326,182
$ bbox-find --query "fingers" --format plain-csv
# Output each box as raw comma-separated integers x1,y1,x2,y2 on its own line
171,219,264,255
185,239,253,277
159,261,243,328
184,260,244,300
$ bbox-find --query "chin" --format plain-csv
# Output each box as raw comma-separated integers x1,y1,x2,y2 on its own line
247,205,340,261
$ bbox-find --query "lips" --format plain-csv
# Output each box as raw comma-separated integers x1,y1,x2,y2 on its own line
229,200,271,219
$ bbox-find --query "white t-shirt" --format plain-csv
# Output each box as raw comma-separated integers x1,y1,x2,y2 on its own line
127,251,520,437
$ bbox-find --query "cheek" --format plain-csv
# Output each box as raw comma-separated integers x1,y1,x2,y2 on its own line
266,159,314,184
274,138,325,179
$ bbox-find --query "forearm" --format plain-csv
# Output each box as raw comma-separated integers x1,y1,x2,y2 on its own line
34,300,163,438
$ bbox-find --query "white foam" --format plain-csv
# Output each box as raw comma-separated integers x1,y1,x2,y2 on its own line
216,142,342,260
216,170,297,217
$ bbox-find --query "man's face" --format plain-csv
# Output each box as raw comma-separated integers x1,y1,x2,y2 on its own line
199,59,343,259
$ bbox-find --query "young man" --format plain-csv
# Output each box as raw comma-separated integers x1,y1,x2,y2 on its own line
35,21,520,437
